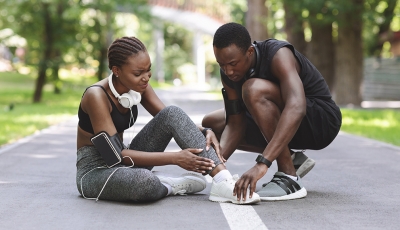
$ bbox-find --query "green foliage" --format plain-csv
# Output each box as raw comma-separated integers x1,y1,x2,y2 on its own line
341,108,400,146
0,71,96,146
0,71,171,146
162,23,194,81
363,0,398,57
223,0,247,24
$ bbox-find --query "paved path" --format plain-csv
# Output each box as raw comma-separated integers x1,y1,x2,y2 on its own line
1,86,399,230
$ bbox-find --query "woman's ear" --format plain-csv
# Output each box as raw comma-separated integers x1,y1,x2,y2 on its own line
111,66,119,77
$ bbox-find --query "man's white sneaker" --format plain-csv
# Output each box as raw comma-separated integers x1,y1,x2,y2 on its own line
209,174,260,204
155,172,207,195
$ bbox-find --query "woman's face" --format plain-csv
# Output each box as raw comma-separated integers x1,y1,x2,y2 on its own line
117,51,152,93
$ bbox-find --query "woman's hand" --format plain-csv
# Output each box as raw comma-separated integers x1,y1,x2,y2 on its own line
175,148,215,174
204,130,226,164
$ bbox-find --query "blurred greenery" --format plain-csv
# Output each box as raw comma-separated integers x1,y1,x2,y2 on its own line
1,0,400,146
340,108,400,146
0,71,169,146
1,72,399,147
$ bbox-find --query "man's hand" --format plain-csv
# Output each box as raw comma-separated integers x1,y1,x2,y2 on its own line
233,163,268,201
204,130,226,164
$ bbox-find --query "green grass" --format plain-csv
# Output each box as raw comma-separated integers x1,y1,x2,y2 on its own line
0,70,173,146
1,71,399,147
0,71,94,146
340,108,400,146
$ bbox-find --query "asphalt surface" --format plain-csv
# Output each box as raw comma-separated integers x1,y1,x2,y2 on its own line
0,86,399,230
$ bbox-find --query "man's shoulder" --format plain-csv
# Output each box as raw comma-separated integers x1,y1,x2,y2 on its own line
255,39,290,46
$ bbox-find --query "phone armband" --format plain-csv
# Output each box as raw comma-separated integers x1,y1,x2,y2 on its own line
90,131,125,168
222,88,244,124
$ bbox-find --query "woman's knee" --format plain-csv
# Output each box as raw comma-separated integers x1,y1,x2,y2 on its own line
160,105,184,117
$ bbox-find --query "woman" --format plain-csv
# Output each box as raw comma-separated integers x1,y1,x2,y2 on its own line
76,36,260,204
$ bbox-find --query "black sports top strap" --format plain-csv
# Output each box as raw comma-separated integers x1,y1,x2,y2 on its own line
78,85,137,134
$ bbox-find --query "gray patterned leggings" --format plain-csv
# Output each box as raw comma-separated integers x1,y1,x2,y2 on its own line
76,106,221,202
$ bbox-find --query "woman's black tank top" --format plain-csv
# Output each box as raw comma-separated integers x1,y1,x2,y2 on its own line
78,85,137,134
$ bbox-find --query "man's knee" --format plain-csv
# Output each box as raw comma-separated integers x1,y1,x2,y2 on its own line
202,109,225,129
242,78,282,110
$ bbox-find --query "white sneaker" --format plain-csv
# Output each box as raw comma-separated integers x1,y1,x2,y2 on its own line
209,174,261,204
155,172,207,195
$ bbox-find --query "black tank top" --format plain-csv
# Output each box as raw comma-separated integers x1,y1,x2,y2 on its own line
221,39,338,112
78,85,137,134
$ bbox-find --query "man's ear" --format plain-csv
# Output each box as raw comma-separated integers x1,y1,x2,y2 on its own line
247,45,254,57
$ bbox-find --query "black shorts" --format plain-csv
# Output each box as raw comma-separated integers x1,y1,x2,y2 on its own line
245,98,342,150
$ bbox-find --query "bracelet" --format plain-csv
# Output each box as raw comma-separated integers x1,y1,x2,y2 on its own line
202,128,212,136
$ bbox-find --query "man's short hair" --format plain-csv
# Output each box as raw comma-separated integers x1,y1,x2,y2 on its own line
213,22,251,54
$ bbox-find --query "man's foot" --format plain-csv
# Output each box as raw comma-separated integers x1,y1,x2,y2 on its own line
209,174,261,204
257,172,307,201
155,172,207,195
291,150,316,178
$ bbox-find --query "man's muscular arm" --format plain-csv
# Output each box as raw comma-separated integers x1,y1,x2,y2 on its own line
261,47,306,162
219,81,246,160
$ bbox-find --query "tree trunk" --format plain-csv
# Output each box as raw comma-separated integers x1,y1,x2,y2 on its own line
97,46,108,81
52,61,61,94
245,0,268,41
33,3,53,103
333,0,364,106
34,60,48,103
283,0,307,55
308,22,335,92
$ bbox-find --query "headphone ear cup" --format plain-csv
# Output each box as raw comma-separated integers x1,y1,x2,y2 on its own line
247,68,255,78
118,93,134,108
128,90,141,105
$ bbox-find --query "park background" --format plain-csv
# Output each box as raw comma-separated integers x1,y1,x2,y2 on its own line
0,0,399,147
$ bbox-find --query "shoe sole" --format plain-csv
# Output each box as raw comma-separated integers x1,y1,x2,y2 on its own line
296,158,316,178
260,187,307,201
209,195,261,204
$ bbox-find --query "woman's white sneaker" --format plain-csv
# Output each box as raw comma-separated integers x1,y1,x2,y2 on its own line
155,172,207,195
209,174,261,204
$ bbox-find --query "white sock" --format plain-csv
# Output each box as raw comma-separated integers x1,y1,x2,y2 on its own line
213,169,232,183
284,173,298,181
161,182,173,196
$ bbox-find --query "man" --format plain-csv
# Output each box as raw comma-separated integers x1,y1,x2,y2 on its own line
202,22,342,201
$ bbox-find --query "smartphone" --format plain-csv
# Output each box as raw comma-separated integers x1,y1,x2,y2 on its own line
91,132,122,168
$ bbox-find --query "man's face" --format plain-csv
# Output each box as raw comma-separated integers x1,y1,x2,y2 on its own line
213,44,252,82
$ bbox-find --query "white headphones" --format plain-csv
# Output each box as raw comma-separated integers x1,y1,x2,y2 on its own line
108,73,141,108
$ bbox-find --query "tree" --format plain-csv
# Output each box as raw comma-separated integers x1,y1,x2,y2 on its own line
246,0,268,40
306,1,336,91
78,0,149,81
333,0,365,105
282,0,307,55
0,0,81,102
364,0,398,57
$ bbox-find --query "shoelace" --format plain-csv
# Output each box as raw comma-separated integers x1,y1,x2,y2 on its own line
262,176,282,187
174,190,188,195
172,183,193,195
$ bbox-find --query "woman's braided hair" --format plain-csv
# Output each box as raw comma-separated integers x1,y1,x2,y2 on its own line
107,36,147,70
